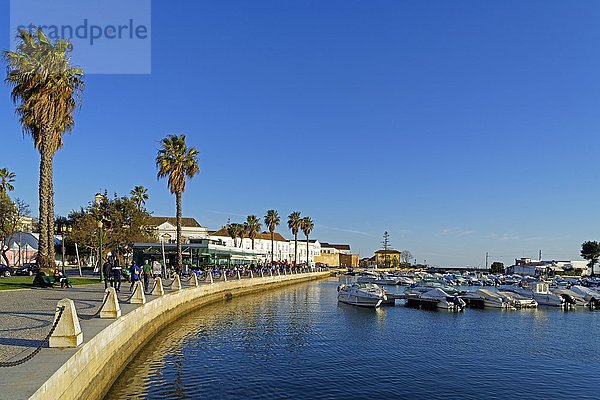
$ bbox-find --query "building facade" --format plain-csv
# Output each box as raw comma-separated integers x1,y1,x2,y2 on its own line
288,240,321,266
209,228,290,264
149,217,209,244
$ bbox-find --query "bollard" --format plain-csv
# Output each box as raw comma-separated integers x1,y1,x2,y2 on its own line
50,299,83,348
191,273,199,287
237,271,241,280
284,268,287,276
224,270,228,282
100,288,121,319
173,274,182,290
250,270,254,279
277,269,280,276
209,271,214,284
152,277,165,296
131,281,146,304
269,269,272,277
261,270,264,278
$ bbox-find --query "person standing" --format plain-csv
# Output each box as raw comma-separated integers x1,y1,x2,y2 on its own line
130,261,142,292
142,259,152,290
112,258,122,292
102,258,112,289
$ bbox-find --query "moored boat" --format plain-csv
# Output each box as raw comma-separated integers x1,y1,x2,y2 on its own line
337,283,387,308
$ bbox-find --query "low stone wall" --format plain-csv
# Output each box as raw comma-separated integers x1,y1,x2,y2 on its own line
31,272,329,400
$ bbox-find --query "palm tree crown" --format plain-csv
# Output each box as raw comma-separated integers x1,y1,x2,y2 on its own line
130,185,149,209
156,134,200,194
301,216,314,266
246,215,261,250
0,168,16,195
264,210,280,264
288,211,302,266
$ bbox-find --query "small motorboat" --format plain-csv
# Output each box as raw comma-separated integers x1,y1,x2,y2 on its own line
418,288,466,310
463,289,513,309
373,273,401,285
500,283,564,307
356,271,378,284
338,283,387,308
497,291,538,309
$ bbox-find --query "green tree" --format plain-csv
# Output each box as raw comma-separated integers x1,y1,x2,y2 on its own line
301,216,314,267
246,215,261,250
264,210,280,264
156,134,199,272
0,194,30,265
5,28,84,270
287,211,302,267
581,241,600,276
0,168,16,195
130,185,149,210
490,261,505,274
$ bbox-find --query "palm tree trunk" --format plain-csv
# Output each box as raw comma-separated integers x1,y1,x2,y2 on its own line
176,191,182,273
306,235,309,267
47,154,55,266
252,238,255,250
294,233,298,267
36,139,51,271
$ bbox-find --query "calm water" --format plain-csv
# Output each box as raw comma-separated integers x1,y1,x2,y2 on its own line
107,278,600,400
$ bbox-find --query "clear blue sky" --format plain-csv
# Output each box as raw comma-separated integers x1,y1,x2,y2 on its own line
1,0,599,267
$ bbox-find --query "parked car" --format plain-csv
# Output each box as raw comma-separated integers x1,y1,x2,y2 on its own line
0,264,14,277
15,263,39,276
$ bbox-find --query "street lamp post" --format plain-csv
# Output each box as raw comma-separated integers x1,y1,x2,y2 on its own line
95,193,104,283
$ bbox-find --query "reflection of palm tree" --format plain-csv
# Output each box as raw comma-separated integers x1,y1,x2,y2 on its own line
246,215,261,250
264,210,280,265
301,217,314,267
0,168,16,195
5,28,84,270
156,134,199,271
130,185,149,210
288,211,302,267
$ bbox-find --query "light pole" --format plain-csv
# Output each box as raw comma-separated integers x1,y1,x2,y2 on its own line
95,193,104,283
54,224,73,275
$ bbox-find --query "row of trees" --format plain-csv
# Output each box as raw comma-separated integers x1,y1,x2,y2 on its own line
226,211,315,265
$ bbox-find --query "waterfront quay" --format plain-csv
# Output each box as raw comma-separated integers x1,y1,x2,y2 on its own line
0,269,329,400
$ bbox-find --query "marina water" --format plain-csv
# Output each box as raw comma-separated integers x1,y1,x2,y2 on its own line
107,278,600,399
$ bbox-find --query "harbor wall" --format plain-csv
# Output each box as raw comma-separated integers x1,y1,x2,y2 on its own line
31,272,329,400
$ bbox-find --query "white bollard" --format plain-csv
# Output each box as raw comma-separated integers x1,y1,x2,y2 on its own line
209,271,214,284
261,270,264,278
237,271,241,280
224,270,228,282
50,299,83,348
173,274,182,290
284,268,287,276
100,288,121,319
152,277,165,296
277,269,280,276
191,273,199,287
131,281,146,304
250,270,254,279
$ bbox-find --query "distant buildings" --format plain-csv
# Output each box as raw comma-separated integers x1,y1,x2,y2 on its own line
150,216,208,243
507,258,588,276
315,243,358,267
374,249,402,266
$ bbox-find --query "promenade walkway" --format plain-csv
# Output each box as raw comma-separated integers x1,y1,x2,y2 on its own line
0,270,327,400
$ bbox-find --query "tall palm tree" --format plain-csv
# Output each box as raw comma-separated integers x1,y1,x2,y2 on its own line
301,217,314,267
156,134,199,272
238,223,247,248
226,223,238,247
0,168,16,195
264,210,280,265
130,185,149,210
5,28,84,269
246,215,261,250
287,211,302,267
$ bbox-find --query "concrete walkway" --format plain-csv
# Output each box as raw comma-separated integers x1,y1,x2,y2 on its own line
0,272,326,399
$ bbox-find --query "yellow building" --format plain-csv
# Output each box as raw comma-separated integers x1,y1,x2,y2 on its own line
374,249,402,267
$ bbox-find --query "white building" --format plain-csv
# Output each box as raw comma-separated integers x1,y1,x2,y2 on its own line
288,239,321,266
209,227,290,263
149,217,209,244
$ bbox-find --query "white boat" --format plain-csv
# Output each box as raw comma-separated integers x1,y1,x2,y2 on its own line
356,271,378,284
397,276,415,285
565,285,600,307
500,283,564,307
497,291,538,309
373,273,401,285
337,283,387,308
551,288,587,307
419,288,465,310
464,289,513,309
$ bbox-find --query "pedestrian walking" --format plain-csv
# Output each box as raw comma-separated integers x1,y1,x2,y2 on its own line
102,258,112,289
142,259,152,289
112,258,122,292
129,261,142,291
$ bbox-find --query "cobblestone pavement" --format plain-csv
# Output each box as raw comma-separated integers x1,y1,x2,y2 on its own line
0,283,109,360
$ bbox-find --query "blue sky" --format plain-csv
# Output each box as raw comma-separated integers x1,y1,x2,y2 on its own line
1,0,599,266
